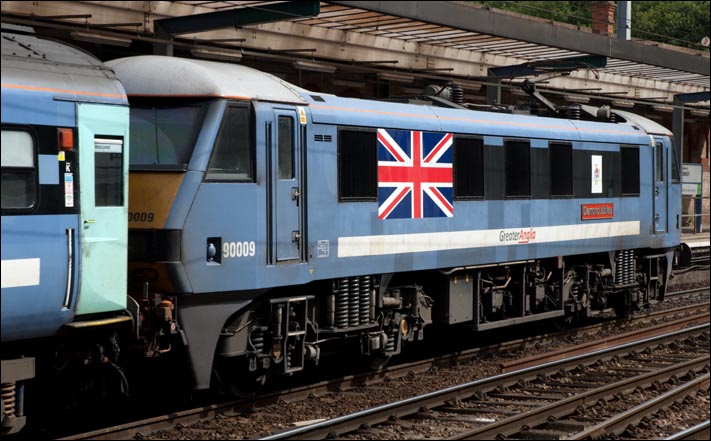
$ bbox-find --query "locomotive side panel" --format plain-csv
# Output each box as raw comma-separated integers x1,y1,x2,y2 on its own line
304,97,654,279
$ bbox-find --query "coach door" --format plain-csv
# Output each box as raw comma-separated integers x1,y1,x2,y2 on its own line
76,103,129,314
653,137,668,233
271,108,303,262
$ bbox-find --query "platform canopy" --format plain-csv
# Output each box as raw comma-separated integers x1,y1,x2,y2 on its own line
0,1,708,109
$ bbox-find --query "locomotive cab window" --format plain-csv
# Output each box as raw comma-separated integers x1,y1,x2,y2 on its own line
454,136,484,199
338,128,377,201
206,104,254,182
550,142,573,197
129,101,205,170
505,140,531,198
1,129,37,210
621,146,640,196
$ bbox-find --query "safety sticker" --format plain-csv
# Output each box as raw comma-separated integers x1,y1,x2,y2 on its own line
317,240,329,258
298,107,307,125
64,173,74,207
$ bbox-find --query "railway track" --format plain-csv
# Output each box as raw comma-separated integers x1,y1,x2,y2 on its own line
56,292,709,441
261,324,710,440
665,420,711,440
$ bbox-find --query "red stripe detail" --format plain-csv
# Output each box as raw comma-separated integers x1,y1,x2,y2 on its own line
423,133,452,163
378,165,452,183
379,187,410,220
377,130,406,162
430,187,453,214
412,131,422,218
2,83,126,99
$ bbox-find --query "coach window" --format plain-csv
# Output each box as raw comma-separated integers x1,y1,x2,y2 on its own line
621,146,640,195
338,128,377,201
454,136,484,199
505,140,531,198
206,105,254,181
129,102,204,169
550,142,573,197
1,130,36,210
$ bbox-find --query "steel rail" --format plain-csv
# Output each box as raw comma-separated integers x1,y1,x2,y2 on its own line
259,323,709,440
501,310,709,372
665,420,711,440
451,358,710,440
571,374,710,440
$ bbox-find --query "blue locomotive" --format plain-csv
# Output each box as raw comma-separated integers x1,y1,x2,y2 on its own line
1,26,130,433
107,55,681,395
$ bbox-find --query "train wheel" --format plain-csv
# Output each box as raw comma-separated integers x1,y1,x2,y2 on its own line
614,303,634,319
613,290,635,319
366,354,392,371
213,358,267,398
552,315,574,331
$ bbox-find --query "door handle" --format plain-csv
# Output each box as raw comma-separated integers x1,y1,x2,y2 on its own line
292,187,301,206
83,219,96,225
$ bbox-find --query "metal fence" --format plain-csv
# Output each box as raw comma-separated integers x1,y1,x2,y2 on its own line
681,195,709,233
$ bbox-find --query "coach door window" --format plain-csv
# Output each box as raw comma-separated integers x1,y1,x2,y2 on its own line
655,142,664,183
671,141,680,183
206,105,253,181
94,137,124,206
1,130,36,210
278,116,294,180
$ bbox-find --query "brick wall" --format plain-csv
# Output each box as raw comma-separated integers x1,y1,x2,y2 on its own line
590,1,616,35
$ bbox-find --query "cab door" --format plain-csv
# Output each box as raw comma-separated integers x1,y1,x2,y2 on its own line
271,108,303,262
76,103,129,315
653,137,667,233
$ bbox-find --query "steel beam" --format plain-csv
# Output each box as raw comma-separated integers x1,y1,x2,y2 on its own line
155,0,319,35
330,1,710,76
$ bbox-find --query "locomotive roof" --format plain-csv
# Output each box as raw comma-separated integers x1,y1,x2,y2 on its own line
1,30,127,104
301,93,655,145
106,55,307,105
609,109,672,136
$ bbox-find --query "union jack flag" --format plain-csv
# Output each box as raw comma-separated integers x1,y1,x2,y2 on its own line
377,128,453,219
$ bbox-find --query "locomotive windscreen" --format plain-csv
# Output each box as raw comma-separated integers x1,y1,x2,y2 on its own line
129,102,206,170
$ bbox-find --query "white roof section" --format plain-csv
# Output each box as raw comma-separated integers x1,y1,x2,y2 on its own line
611,109,673,136
1,31,127,104
106,55,307,104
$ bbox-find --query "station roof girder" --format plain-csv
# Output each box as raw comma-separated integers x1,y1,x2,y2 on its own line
0,0,708,105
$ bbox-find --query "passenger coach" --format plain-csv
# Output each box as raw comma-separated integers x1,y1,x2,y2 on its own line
1,26,130,433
